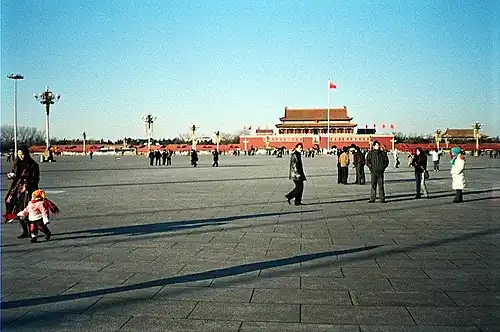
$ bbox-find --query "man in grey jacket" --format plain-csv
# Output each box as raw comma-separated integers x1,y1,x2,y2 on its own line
366,141,389,203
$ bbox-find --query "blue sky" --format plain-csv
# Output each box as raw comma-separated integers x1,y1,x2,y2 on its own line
1,0,498,140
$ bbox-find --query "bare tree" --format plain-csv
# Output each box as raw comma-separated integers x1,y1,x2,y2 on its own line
1,125,14,147
1,125,46,150
176,132,190,143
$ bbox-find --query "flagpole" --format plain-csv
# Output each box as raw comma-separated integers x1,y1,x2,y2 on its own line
327,80,330,151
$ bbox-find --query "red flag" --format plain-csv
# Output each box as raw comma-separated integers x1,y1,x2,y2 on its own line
390,124,395,129
365,124,368,129
382,124,386,129
329,80,337,89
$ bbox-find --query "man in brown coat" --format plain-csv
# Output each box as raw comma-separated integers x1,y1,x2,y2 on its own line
339,147,350,184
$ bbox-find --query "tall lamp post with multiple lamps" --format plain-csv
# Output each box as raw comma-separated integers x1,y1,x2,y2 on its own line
472,122,483,156
34,86,61,150
82,132,87,155
434,129,442,150
7,74,24,153
189,125,198,150
142,114,156,153
213,131,220,152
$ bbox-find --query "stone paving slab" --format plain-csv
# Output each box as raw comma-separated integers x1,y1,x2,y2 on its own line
1,154,499,330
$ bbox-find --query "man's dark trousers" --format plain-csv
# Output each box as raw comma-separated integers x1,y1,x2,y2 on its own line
356,166,366,185
370,172,385,201
286,180,304,203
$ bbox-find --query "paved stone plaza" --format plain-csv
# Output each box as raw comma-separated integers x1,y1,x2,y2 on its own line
1,153,499,331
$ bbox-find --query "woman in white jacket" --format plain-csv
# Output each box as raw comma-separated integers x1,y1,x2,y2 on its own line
450,146,465,203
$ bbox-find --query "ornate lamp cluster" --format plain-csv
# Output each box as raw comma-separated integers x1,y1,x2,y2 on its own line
34,86,61,149
142,114,157,153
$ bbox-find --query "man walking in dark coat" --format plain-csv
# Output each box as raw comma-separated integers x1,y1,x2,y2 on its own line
366,141,389,203
166,150,173,165
154,150,161,166
148,151,154,166
212,149,219,167
285,143,307,206
162,150,168,166
191,149,199,167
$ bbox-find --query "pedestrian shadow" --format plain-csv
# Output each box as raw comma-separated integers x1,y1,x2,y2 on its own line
52,210,320,241
3,225,499,316
386,188,500,203
383,176,449,183
1,245,380,311
2,188,496,252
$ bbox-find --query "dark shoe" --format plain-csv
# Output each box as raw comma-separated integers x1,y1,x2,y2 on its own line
415,195,421,199
368,200,375,203
285,197,291,205
17,232,29,239
380,200,387,203
45,232,51,241
30,237,38,243
294,201,304,206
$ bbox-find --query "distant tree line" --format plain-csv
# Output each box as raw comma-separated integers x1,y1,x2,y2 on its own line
1,125,241,151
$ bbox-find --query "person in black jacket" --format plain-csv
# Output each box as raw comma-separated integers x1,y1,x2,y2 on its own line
162,150,168,165
366,141,389,203
191,149,199,167
353,146,366,185
411,147,429,199
148,151,154,166
285,143,306,206
212,149,219,167
4,146,40,238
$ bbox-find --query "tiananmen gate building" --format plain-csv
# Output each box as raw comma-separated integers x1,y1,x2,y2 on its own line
239,106,395,150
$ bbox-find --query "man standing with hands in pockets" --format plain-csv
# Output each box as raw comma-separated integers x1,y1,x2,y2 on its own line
366,141,389,203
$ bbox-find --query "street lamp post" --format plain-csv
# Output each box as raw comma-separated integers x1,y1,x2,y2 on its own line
472,122,483,155
83,132,87,155
189,125,198,150
34,86,61,150
7,74,24,153
214,131,220,152
434,129,442,150
142,114,156,153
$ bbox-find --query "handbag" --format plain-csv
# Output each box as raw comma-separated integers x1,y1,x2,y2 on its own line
424,170,430,180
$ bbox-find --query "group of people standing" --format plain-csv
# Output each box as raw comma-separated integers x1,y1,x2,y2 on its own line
285,141,467,205
149,150,173,166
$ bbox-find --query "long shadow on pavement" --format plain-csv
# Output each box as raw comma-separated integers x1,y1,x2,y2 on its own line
45,210,320,241
301,188,500,205
3,226,499,316
2,246,379,311
22,187,470,223
2,189,497,253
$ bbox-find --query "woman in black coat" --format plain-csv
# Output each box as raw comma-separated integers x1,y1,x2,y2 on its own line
285,143,306,205
4,146,40,238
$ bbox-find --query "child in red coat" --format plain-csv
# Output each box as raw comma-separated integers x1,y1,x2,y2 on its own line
8,189,59,243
